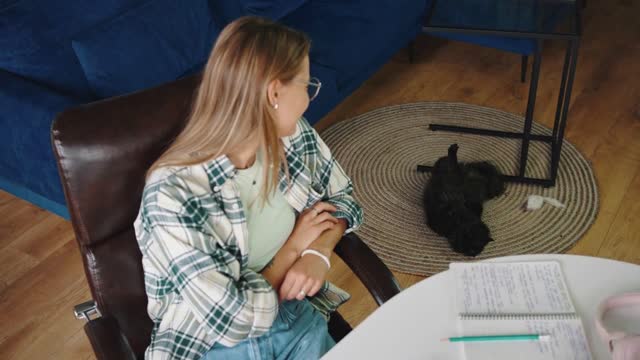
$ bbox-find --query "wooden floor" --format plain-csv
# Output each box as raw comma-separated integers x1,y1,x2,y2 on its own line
1,1,638,358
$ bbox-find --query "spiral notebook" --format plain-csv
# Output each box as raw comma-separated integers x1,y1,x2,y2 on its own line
450,261,593,360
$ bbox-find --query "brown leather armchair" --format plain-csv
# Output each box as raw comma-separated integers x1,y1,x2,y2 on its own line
51,72,402,360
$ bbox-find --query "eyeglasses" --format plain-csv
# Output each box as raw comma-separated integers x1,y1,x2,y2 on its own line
295,77,322,102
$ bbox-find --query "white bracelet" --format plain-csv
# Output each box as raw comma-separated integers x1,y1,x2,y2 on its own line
301,249,331,269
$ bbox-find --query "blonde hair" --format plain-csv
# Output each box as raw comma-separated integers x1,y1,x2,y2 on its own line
147,16,311,206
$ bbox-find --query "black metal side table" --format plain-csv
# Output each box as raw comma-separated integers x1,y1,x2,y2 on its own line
417,0,583,187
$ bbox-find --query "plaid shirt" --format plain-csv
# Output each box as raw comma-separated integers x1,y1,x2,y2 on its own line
134,117,362,360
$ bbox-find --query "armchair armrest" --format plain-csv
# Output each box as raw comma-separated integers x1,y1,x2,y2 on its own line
334,233,402,306
75,300,136,360
84,316,137,360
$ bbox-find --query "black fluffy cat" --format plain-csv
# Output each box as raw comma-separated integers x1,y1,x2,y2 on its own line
423,144,505,257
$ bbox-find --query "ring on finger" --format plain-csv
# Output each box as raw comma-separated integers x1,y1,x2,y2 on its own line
298,290,306,297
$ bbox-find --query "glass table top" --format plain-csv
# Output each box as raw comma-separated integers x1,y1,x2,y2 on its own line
424,0,581,38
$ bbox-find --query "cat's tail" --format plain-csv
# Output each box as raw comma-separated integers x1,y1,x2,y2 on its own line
448,143,459,163
447,144,462,176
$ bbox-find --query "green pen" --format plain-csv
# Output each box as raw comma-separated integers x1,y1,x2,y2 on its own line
442,334,551,343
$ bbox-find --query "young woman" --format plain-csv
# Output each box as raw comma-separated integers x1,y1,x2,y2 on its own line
134,16,363,360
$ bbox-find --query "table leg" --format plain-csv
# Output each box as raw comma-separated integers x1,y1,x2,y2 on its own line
518,40,543,178
550,39,580,183
552,44,572,141
549,42,572,184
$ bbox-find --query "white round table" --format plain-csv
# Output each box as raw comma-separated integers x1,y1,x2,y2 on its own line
323,254,640,360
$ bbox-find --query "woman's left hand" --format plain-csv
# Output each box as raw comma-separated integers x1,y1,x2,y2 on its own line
279,252,330,301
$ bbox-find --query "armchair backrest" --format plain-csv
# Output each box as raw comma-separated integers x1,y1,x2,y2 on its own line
51,73,201,358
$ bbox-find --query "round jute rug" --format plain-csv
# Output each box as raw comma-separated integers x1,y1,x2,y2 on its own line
321,102,599,276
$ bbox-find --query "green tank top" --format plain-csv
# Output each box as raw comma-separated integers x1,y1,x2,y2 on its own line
233,152,296,272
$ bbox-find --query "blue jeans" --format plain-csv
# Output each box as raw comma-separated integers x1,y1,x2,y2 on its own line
203,299,335,360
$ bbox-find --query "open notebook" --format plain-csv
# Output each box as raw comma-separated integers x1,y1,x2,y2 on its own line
450,261,593,360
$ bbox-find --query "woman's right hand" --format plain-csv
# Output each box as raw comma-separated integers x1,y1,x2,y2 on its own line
285,202,339,255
